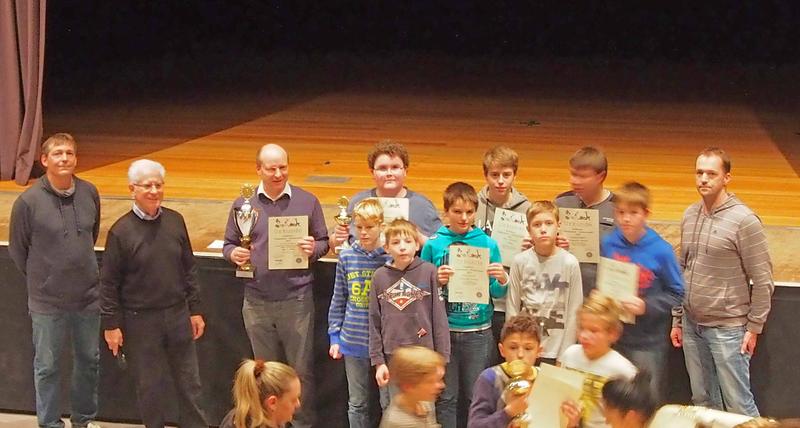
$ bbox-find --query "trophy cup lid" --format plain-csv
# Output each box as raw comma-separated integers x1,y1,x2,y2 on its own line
241,183,256,200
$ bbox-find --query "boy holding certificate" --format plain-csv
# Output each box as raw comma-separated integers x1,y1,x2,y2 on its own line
600,182,684,403
369,219,450,409
506,201,584,366
469,314,581,428
421,182,509,428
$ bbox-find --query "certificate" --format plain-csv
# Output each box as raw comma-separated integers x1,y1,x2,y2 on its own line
378,197,410,224
491,208,529,267
597,257,640,323
447,245,490,304
268,215,309,270
527,363,585,428
558,208,600,263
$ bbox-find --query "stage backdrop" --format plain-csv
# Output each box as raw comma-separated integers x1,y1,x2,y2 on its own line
0,246,797,425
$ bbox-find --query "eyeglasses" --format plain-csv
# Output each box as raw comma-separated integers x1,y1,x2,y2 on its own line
132,182,164,191
374,166,405,175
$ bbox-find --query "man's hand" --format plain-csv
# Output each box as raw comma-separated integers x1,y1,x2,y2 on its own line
556,234,570,249
230,246,251,267
503,390,530,419
621,296,646,316
561,400,582,428
376,363,390,387
670,327,682,348
190,315,205,340
487,263,509,284
437,265,454,286
329,344,342,360
104,328,123,356
741,331,758,355
298,236,315,256
332,225,349,248
521,236,533,251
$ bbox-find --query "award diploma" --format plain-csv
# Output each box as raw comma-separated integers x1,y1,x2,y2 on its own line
268,215,309,270
558,208,600,263
491,208,528,267
527,363,585,428
378,197,410,224
447,245,490,304
597,256,640,323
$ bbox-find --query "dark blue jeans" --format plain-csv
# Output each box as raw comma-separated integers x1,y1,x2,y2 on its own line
31,310,100,428
436,329,493,428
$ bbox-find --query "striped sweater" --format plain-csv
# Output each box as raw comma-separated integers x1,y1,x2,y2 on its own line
327,243,391,358
678,195,774,333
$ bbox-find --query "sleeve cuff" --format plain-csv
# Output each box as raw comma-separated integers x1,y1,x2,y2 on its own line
746,321,764,334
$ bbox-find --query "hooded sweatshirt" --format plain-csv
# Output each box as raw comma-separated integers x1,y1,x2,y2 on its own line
421,226,507,332
601,227,684,348
677,195,773,333
369,257,450,366
9,175,101,313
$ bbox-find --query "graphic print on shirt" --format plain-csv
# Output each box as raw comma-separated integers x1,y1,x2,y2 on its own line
519,265,571,336
379,277,431,311
348,269,375,309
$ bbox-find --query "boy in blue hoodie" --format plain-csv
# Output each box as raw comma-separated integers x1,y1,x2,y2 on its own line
600,181,684,403
421,181,509,428
328,198,392,428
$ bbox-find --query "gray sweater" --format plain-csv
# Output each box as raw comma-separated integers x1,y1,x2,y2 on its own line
677,195,773,333
9,176,101,313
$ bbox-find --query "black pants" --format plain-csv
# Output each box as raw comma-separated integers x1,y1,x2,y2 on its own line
123,304,207,428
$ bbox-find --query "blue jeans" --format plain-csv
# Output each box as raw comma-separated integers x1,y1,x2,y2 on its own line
344,356,377,428
436,329,493,428
681,315,760,417
616,341,668,404
31,310,100,428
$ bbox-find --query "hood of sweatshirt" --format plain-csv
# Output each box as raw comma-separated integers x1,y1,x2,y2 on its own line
40,175,83,237
382,255,425,273
476,185,530,231
350,241,387,259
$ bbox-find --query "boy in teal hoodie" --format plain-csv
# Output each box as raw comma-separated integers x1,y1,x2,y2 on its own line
421,182,509,428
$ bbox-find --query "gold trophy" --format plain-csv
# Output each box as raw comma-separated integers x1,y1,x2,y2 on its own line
234,184,258,278
501,359,537,428
334,196,352,253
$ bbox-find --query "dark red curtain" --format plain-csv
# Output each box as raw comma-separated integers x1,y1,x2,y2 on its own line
0,0,45,184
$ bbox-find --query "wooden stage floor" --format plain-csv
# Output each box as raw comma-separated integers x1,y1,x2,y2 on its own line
1,58,798,279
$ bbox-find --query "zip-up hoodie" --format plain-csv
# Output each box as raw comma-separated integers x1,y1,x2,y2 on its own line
421,226,508,332
677,195,773,333
601,227,684,347
9,175,101,313
368,257,450,366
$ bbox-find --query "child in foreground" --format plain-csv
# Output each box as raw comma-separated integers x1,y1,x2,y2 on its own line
469,314,581,428
219,359,302,428
558,293,637,428
379,346,446,428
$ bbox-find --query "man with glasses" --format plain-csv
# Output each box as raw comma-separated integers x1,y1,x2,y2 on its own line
101,159,207,428
10,133,102,428
332,140,442,247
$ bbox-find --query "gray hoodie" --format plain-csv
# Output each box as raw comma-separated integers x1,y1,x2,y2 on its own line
475,185,531,235
9,175,101,313
677,194,773,333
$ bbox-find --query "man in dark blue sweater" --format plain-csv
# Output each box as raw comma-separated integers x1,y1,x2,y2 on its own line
223,144,330,428
101,159,207,428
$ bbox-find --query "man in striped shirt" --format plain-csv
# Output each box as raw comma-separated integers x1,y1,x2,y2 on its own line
670,147,773,417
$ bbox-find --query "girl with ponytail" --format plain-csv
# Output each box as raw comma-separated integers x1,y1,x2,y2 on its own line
219,359,301,428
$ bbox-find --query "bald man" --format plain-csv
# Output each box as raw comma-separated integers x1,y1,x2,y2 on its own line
223,144,330,428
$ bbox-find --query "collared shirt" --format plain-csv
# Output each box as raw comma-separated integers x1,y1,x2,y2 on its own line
132,203,162,220
258,181,292,202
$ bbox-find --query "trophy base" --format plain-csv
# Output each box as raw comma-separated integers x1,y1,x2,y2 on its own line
235,270,254,278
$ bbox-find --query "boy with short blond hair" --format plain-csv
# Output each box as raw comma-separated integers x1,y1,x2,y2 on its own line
369,219,450,409
476,145,532,366
421,181,509,428
555,146,615,296
469,314,581,428
380,346,446,427
600,181,683,403
506,201,583,365
328,198,392,428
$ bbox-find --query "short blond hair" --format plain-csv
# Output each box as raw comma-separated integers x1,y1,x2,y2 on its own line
482,145,519,175
569,146,607,174
526,200,559,225
353,198,384,224
614,181,650,210
41,133,77,156
383,218,419,244
579,292,623,333
388,346,445,388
